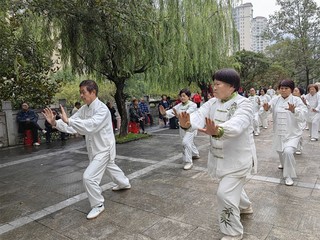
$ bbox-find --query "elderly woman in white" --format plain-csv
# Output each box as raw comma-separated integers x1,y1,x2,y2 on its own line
248,88,261,136
263,80,307,186
178,69,257,240
159,88,200,170
258,88,271,129
304,84,320,141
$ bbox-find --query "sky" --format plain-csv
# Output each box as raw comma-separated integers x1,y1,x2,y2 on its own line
246,0,320,18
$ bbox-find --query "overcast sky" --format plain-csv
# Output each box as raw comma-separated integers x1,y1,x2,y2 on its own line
247,0,320,18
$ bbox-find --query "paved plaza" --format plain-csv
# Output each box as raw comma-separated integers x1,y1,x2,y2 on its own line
0,124,320,240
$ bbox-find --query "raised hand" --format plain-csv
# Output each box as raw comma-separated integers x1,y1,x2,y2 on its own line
178,111,191,129
159,105,167,116
285,102,295,113
198,117,219,136
263,102,270,111
42,108,57,126
59,104,69,124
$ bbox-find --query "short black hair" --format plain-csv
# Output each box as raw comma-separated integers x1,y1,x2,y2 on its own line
75,102,81,106
213,68,240,92
179,88,191,97
79,80,99,96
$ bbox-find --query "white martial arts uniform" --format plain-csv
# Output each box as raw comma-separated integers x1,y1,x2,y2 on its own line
188,93,257,236
304,93,320,140
166,100,199,163
259,94,271,128
268,94,307,179
55,98,130,208
248,95,260,135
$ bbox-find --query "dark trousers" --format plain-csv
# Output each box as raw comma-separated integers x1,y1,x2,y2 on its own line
18,122,41,144
45,127,66,143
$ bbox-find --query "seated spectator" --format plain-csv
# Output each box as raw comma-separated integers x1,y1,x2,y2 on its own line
139,98,154,125
45,109,67,143
106,101,118,131
129,98,146,134
158,95,170,127
16,102,46,146
71,102,81,116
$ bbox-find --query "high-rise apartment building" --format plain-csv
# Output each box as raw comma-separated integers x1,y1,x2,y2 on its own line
252,16,270,52
233,2,253,51
233,2,270,53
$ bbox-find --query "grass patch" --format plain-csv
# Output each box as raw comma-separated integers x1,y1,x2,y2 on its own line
115,132,151,144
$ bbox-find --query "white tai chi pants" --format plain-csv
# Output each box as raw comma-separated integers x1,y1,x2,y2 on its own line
217,176,251,236
83,153,130,208
181,130,199,163
307,118,320,139
277,146,297,179
253,112,260,134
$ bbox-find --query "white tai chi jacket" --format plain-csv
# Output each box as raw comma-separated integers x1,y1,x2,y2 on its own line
56,98,116,161
268,94,307,152
188,93,257,179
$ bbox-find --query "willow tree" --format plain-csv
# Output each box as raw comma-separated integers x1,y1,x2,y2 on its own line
267,0,320,87
146,0,237,96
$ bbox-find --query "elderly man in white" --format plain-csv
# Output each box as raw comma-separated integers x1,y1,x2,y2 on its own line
159,88,200,170
263,79,307,186
43,80,130,220
178,69,257,240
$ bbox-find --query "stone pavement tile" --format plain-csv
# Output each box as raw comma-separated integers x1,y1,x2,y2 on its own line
297,213,320,236
0,221,70,240
105,188,166,213
100,199,164,233
183,226,221,240
242,220,272,240
103,228,153,240
38,206,87,231
114,159,153,177
266,226,320,240
143,218,197,240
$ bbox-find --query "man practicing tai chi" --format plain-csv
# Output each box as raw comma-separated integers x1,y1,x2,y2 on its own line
43,80,130,220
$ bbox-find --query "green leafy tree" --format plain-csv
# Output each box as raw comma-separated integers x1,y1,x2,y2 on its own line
267,0,320,87
0,2,61,109
233,50,271,91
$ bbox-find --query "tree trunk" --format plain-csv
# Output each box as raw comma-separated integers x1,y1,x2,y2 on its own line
113,78,128,137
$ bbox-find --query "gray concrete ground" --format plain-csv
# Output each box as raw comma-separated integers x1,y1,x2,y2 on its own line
0,123,320,240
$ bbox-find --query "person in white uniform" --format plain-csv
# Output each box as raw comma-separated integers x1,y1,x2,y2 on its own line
258,88,271,129
43,80,130,220
292,87,307,154
263,80,307,186
304,84,320,141
267,85,276,98
159,88,200,170
248,88,261,136
178,69,257,240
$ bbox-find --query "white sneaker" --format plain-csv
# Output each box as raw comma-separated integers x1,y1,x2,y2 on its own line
285,177,294,186
263,126,268,129
311,138,318,142
295,150,302,155
278,164,283,169
240,205,253,214
87,204,105,219
254,132,259,136
221,234,243,240
33,142,40,146
112,184,131,191
42,129,47,134
183,162,193,170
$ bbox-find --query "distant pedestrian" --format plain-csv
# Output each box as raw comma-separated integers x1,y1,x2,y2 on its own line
71,102,81,116
192,91,202,108
178,69,257,240
158,95,170,127
304,84,320,141
107,101,118,131
43,80,130,220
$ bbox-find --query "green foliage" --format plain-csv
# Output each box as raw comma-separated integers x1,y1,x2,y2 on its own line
267,0,320,87
233,50,271,91
0,4,60,109
115,132,150,144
